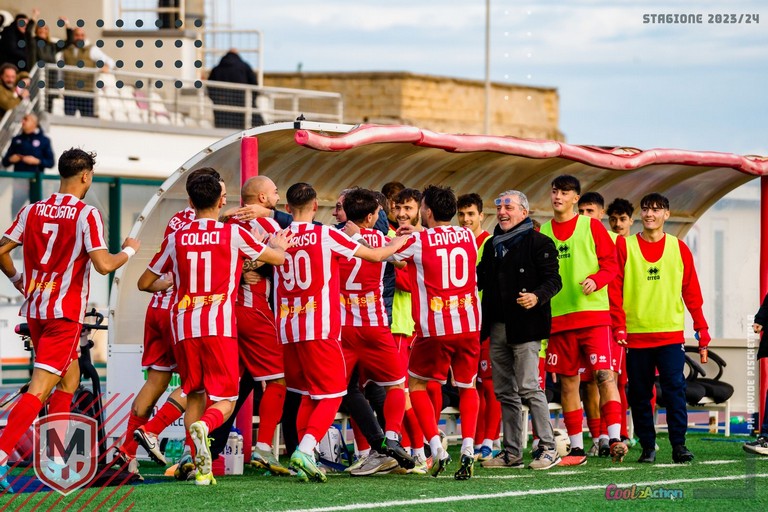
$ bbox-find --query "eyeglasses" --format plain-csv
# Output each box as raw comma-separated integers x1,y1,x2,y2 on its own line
494,197,521,208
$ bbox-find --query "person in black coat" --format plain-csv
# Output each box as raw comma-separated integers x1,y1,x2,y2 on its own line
477,189,563,470
0,13,30,70
207,49,261,129
744,293,768,454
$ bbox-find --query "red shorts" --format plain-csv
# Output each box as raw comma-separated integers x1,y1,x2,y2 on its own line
142,305,176,371
408,332,481,388
478,338,493,382
341,326,405,387
236,304,284,381
546,325,613,377
28,318,80,377
284,339,347,399
180,335,239,402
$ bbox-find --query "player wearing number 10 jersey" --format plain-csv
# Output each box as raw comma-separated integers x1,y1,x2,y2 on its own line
392,185,481,480
275,183,406,483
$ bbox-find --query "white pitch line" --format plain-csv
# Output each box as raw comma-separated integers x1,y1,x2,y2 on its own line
700,460,739,465
601,466,636,471
275,473,768,512
472,474,535,480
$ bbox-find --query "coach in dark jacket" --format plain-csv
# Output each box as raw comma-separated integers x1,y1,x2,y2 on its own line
477,190,562,469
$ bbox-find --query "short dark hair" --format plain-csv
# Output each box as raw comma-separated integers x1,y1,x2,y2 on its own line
607,198,634,217
373,191,388,212
58,148,96,178
551,174,581,194
186,174,222,210
422,185,456,222
578,191,604,208
394,188,421,206
343,188,379,223
187,167,221,183
381,181,405,201
640,192,670,211
286,182,316,209
457,193,483,212
0,63,18,75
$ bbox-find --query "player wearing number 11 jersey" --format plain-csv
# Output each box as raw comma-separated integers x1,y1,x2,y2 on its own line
392,185,481,480
275,182,406,483
139,174,291,486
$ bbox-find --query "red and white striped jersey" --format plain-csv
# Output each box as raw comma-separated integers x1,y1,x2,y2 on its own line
273,222,360,344
149,207,196,310
232,216,280,309
148,218,267,341
4,193,108,321
392,225,481,338
339,228,388,327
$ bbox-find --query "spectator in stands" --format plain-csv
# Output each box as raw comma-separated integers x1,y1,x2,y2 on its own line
0,63,27,117
3,113,53,172
0,13,29,71
61,27,114,117
3,112,53,215
477,190,563,470
207,49,261,130
25,10,72,112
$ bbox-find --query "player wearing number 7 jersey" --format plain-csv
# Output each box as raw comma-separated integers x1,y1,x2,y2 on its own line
275,182,407,483
391,185,481,480
0,148,139,493
138,173,292,486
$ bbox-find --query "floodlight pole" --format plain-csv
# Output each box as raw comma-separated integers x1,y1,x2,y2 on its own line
760,177,768,431
484,0,491,135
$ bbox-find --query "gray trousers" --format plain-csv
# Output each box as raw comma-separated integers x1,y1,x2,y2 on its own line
490,322,554,456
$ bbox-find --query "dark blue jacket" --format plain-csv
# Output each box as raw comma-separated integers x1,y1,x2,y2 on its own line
2,128,54,173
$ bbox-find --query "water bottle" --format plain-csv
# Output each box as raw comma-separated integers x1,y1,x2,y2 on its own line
224,429,239,475
235,430,244,475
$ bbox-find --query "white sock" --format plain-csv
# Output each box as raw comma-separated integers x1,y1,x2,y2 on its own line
482,439,493,449
256,442,271,452
385,430,399,441
569,434,584,450
357,448,371,458
413,447,425,459
461,437,474,457
298,434,317,455
607,424,621,440
428,435,442,458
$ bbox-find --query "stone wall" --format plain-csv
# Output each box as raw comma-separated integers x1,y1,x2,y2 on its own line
264,72,562,140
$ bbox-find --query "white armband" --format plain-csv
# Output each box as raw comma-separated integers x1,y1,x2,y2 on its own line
121,247,136,258
351,233,364,242
10,271,21,283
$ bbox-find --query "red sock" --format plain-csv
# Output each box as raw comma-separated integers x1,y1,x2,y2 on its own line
426,381,443,424
350,419,370,451
185,430,195,457
304,397,342,441
296,395,313,440
482,379,501,441
144,401,183,436
256,382,286,446
200,408,225,433
404,407,423,449
563,409,584,437
618,376,629,439
47,390,73,416
600,416,608,437
0,393,43,458
587,417,601,440
476,386,486,442
383,387,405,435
457,387,479,441
600,400,622,434
410,389,438,440
122,412,149,457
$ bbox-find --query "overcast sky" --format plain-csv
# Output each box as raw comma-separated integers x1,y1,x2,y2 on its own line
226,1,765,156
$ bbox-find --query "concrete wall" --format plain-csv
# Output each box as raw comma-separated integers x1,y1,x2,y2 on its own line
264,71,562,140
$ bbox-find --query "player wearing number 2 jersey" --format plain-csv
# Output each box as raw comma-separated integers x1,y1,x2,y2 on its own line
0,149,139,493
139,173,291,486
391,185,481,481
275,183,407,483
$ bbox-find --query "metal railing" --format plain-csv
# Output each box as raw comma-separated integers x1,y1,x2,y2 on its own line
41,64,343,130
0,66,45,158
